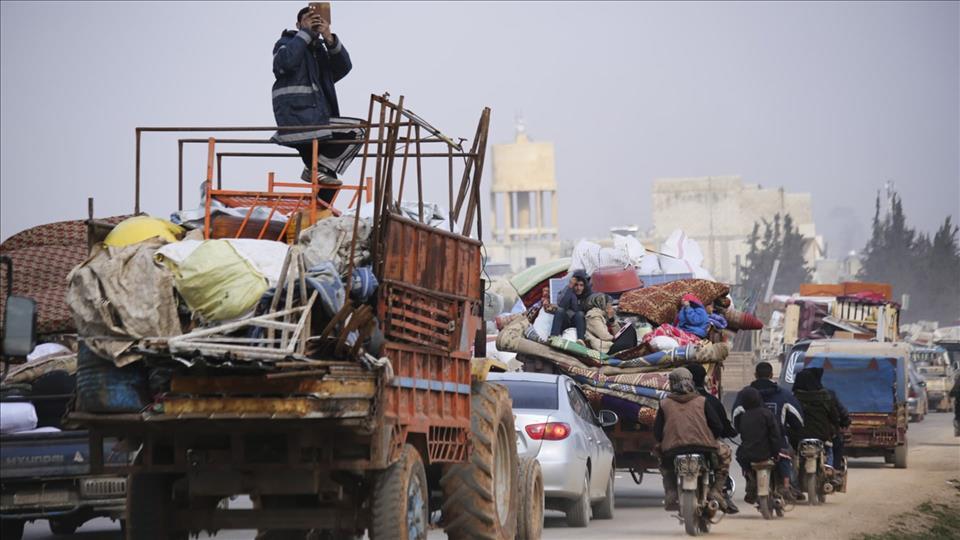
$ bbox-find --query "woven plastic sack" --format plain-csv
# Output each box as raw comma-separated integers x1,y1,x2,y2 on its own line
173,240,268,321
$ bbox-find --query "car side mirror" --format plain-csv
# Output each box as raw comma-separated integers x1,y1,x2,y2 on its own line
919,381,926,388
597,409,619,428
2,295,37,358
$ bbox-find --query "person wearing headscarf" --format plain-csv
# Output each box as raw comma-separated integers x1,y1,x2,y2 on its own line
584,293,622,353
653,368,730,512
792,368,844,466
685,362,739,513
676,293,710,338
549,270,592,341
733,386,784,504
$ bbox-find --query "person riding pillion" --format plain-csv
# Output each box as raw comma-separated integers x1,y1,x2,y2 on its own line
654,368,732,513
271,5,364,202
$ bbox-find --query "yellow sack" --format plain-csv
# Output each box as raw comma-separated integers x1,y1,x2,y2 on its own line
173,240,267,321
104,216,184,247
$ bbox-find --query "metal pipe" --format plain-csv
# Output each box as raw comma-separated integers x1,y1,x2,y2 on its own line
211,151,476,158
177,141,184,211
135,129,141,214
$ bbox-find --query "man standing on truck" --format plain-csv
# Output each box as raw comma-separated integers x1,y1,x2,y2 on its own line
732,361,805,501
654,367,731,513
271,5,362,204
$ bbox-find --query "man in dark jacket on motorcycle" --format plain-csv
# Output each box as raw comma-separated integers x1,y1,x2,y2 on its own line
734,386,785,503
732,361,805,500
808,366,851,476
685,363,739,513
271,6,363,203
654,368,731,512
792,369,844,465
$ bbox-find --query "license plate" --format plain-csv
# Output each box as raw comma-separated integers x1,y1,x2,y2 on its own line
13,489,70,506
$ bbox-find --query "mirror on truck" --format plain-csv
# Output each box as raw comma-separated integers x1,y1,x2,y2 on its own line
597,409,619,428
2,295,37,358
1,255,37,359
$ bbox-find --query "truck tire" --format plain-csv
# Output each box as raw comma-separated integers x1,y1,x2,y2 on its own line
370,443,429,540
48,518,79,535
894,442,908,469
440,382,518,540
516,457,543,540
126,473,186,540
1,519,24,540
592,465,615,520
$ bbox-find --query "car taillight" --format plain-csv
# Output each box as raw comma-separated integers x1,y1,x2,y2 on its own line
525,422,571,440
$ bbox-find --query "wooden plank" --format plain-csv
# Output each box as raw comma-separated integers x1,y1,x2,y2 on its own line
163,397,371,417
170,375,376,396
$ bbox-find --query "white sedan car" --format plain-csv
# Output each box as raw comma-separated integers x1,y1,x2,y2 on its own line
488,372,618,527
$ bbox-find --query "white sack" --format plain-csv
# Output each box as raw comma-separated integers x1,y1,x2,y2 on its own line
0,402,38,434
649,335,680,351
569,240,632,276
27,343,71,362
659,229,714,280
157,239,289,287
532,310,555,341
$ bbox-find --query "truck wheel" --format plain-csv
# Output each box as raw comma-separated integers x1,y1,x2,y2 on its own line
565,471,591,527
441,382,518,540
48,518,79,535
884,452,895,464
516,457,544,539
894,442,908,469
1,519,24,540
126,473,186,540
592,465,615,520
370,443,429,540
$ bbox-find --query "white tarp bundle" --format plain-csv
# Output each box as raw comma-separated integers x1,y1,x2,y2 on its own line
569,240,632,276
658,229,714,280
614,234,662,275
156,239,289,287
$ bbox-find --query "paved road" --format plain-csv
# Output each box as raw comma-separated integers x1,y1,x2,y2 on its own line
23,413,959,539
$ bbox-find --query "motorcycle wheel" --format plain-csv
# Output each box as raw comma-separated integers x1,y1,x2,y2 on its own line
758,495,772,520
805,472,819,506
680,491,700,536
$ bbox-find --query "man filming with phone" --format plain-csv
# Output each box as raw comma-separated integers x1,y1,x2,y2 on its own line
271,4,364,204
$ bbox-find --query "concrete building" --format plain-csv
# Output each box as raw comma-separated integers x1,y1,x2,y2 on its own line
485,123,566,270
639,176,823,284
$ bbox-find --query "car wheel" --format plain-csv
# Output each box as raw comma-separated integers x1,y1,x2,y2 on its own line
565,471,591,527
592,465,615,520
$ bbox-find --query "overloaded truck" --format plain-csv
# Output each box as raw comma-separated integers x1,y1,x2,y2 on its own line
5,95,529,539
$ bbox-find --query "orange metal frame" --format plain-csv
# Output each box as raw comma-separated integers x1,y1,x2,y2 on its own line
201,137,373,241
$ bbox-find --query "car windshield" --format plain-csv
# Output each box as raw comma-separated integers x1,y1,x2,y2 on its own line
496,380,559,410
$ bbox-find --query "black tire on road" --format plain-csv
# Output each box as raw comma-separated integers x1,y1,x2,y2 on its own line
592,465,615,520
894,442,908,469
126,473,186,540
440,382,518,540
565,472,591,527
370,443,429,540
516,457,544,540
680,490,699,536
48,518,79,535
2,519,25,540
804,472,819,507
758,495,772,520
884,452,895,464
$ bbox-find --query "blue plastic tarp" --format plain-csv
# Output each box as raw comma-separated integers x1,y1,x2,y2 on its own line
804,354,902,413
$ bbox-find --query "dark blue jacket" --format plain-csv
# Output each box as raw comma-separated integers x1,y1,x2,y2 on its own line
732,379,804,447
271,29,351,146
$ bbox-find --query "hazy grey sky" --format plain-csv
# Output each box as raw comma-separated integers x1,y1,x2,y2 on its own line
2,1,957,258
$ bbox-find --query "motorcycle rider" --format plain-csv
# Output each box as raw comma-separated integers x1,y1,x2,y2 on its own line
792,367,843,449
654,367,730,512
808,366,851,484
685,362,739,514
732,361,805,501
733,386,784,504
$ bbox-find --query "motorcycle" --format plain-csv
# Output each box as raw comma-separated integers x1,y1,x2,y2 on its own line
797,438,835,505
749,459,789,519
674,453,724,536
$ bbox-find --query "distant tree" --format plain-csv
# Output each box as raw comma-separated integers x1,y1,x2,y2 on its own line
738,213,812,302
859,190,960,323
